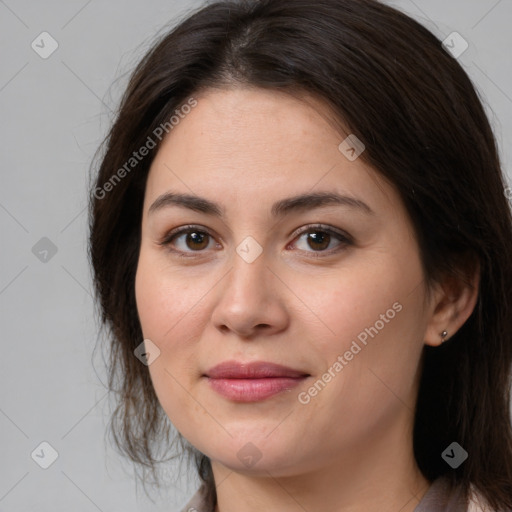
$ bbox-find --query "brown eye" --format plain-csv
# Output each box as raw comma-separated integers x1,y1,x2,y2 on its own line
161,226,217,254
291,225,352,255
306,231,331,251
184,231,210,250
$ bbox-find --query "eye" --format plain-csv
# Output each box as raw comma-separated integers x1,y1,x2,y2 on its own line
289,224,352,255
158,223,352,258
158,225,219,256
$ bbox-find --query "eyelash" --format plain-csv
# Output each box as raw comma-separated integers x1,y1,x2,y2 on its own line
158,224,353,259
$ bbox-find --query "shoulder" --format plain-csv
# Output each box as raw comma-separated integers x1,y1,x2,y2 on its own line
179,481,508,512
467,483,507,512
179,484,212,512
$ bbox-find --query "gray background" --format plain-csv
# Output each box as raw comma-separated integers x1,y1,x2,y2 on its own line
1,1,511,511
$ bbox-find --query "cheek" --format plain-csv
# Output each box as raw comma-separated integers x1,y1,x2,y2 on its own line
134,251,216,432
135,261,213,411
289,256,417,348
135,250,208,342
292,251,427,397
289,269,426,451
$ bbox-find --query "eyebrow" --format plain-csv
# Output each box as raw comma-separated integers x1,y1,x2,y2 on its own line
148,190,374,217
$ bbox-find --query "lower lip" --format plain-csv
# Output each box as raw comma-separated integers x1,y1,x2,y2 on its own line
206,376,308,402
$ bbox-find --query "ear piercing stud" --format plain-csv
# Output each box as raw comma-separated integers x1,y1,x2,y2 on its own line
441,330,448,343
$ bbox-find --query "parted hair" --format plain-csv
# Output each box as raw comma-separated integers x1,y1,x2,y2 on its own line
88,0,512,510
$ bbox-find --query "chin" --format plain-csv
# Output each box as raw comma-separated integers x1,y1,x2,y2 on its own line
207,436,300,474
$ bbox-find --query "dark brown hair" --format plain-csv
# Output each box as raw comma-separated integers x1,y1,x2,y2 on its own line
88,0,512,510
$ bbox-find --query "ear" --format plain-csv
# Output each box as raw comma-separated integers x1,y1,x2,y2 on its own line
424,260,480,347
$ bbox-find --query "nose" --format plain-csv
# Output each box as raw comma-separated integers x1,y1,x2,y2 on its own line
210,247,289,339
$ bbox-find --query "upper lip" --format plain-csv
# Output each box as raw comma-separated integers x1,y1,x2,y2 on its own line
205,360,309,379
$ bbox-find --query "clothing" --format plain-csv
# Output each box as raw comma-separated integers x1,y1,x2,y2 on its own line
179,476,493,512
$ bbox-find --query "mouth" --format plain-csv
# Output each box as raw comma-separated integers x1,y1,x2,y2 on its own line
203,360,310,402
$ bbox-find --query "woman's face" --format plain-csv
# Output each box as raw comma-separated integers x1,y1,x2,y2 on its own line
135,87,433,477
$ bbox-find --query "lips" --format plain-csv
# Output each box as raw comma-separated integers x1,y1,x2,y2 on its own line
204,361,309,402
206,360,309,379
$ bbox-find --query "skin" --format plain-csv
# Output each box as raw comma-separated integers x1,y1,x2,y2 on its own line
135,87,478,512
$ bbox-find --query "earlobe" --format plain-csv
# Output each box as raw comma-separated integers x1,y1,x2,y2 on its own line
423,263,480,347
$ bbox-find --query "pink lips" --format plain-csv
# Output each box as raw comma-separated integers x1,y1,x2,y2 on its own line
204,361,309,402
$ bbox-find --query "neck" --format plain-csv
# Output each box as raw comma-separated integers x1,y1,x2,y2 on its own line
211,415,430,512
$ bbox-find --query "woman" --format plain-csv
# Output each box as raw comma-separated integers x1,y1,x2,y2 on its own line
88,0,512,510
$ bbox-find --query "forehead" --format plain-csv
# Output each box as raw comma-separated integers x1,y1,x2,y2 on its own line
144,87,396,216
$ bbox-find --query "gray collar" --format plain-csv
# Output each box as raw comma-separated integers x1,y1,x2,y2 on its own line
413,476,467,512
182,476,468,512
